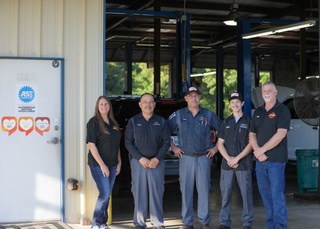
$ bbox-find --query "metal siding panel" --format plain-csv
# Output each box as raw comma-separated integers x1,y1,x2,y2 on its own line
63,0,83,223
0,0,18,56
85,0,105,222
0,0,104,224
18,0,41,57
41,0,64,57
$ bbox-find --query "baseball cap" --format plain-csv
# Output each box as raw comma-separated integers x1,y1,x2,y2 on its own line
185,87,201,96
229,92,243,101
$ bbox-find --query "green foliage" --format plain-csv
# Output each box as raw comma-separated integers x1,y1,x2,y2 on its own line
107,63,274,119
106,62,169,97
132,63,154,95
222,69,238,118
191,68,237,118
191,68,217,113
105,62,125,95
259,71,270,86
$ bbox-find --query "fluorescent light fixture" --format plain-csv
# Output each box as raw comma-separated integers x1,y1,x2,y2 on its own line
242,20,316,39
224,19,238,26
190,71,216,77
223,2,240,26
136,43,170,47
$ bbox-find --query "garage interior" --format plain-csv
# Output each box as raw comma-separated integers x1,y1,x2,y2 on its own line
104,1,320,227
105,0,319,91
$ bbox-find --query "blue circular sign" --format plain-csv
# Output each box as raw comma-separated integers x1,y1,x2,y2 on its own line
19,86,35,103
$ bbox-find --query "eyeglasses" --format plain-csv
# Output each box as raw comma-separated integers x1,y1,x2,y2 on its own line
188,95,200,99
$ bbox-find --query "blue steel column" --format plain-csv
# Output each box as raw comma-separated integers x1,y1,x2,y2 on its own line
176,19,181,98
216,47,224,120
186,15,191,88
237,19,251,116
125,42,133,94
180,15,191,97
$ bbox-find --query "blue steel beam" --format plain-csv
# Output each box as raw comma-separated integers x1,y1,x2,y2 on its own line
106,9,180,18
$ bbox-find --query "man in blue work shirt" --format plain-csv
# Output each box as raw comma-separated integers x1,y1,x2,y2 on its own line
125,93,171,229
249,81,290,229
167,87,221,229
216,92,254,229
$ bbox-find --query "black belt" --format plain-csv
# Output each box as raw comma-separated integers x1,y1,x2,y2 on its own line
184,152,207,157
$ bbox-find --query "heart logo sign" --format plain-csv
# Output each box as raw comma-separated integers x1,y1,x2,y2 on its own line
2,117,17,136
19,117,34,136
35,117,50,136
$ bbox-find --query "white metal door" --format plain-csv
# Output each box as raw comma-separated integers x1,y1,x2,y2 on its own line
0,58,63,222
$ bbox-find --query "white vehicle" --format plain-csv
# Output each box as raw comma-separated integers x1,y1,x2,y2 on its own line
251,86,319,161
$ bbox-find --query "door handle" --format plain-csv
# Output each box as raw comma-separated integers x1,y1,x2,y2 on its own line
47,137,59,144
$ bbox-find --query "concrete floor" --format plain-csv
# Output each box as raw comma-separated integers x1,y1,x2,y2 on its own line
103,164,320,229
2,164,318,229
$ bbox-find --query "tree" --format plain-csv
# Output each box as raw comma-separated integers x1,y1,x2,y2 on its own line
105,62,125,95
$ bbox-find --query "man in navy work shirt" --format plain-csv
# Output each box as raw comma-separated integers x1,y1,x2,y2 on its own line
167,87,221,229
249,81,290,229
125,93,170,229
216,92,254,229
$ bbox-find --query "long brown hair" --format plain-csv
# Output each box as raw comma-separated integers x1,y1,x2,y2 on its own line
94,96,119,134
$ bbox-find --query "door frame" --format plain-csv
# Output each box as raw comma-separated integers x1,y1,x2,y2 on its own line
0,56,65,221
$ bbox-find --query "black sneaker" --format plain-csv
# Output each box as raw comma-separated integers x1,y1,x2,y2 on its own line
217,225,230,229
201,224,210,229
180,225,194,229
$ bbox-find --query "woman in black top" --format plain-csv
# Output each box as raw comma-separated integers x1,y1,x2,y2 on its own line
86,96,121,229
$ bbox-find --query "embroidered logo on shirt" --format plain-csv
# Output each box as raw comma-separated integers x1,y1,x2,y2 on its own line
113,125,119,130
137,123,142,127
269,112,276,118
153,122,161,126
169,112,176,119
226,126,231,129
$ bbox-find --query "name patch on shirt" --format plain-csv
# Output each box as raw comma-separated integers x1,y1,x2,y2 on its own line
240,123,248,129
153,121,161,126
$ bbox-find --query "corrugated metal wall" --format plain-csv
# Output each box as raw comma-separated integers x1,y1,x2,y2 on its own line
0,0,104,223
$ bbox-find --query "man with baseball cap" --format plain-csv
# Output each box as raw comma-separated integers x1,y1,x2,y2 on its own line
216,92,254,229
167,86,221,229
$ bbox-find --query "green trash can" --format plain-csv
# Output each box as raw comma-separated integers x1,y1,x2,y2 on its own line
295,149,319,193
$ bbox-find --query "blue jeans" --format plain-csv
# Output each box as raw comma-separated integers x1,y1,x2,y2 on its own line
256,161,287,229
90,165,117,226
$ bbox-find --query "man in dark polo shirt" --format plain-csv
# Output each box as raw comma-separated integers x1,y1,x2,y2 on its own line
217,92,254,229
125,93,170,229
249,81,290,229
